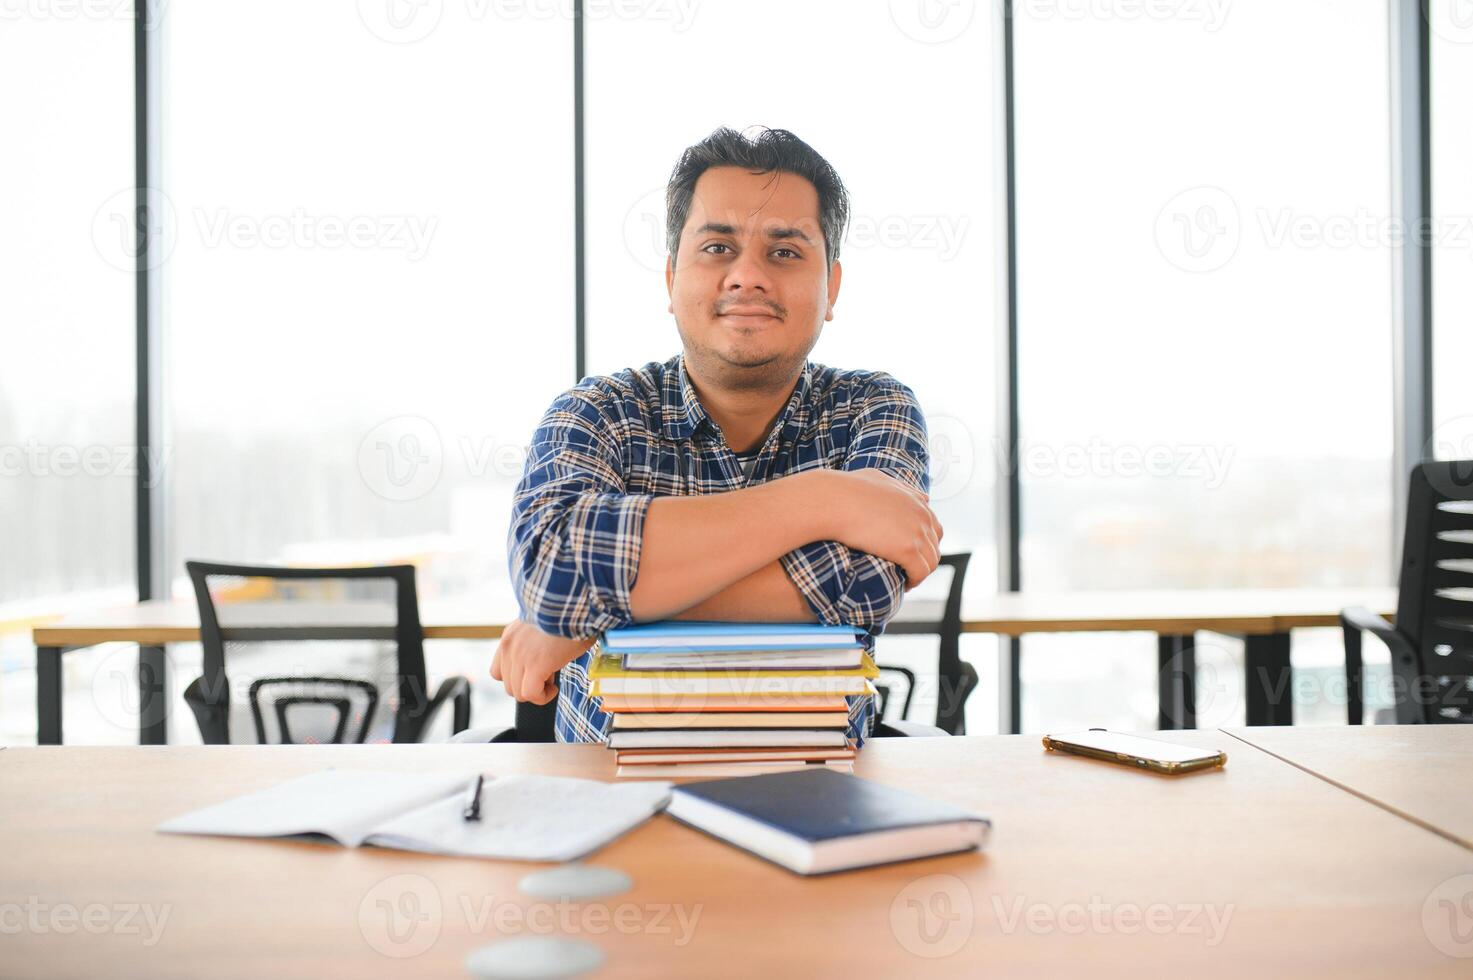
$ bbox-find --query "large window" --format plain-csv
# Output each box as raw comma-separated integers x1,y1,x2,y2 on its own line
1013,0,1395,730
1431,5,1473,461
162,4,573,603
1,9,136,743
157,4,575,740
583,0,1001,725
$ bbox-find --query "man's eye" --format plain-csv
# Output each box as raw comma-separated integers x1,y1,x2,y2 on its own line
773,248,799,259
702,243,731,254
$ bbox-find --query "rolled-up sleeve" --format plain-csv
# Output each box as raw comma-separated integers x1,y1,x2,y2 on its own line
778,376,930,636
507,388,653,638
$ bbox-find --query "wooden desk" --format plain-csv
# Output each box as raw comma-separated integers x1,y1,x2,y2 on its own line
32,588,1396,744
1225,725,1473,851
2,732,1467,978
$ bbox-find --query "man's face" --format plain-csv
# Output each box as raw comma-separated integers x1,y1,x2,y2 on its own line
666,165,842,391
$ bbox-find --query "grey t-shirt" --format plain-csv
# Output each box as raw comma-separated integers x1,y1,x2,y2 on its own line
736,452,759,480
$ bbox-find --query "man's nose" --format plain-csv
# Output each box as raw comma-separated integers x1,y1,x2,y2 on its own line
723,247,772,293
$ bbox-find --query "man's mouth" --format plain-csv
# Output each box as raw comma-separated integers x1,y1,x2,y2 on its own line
716,306,782,321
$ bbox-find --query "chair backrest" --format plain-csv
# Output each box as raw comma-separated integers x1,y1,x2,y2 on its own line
933,552,973,733
875,552,973,732
1394,462,1473,722
937,553,970,634
184,560,436,744
885,553,971,631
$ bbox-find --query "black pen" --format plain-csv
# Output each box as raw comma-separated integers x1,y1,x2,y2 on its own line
462,774,484,822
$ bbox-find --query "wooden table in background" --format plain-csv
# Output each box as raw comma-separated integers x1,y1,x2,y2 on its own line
2,728,1468,978
32,588,1396,745
1225,725,1473,851
891,587,1398,732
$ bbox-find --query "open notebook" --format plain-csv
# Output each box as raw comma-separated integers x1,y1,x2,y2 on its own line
157,769,672,863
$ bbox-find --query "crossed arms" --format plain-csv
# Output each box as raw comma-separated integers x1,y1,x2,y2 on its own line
495,377,942,702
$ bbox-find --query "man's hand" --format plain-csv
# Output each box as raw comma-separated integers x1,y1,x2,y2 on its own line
823,469,943,588
489,618,595,704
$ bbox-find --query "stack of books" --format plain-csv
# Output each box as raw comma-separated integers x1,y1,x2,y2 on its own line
591,622,879,779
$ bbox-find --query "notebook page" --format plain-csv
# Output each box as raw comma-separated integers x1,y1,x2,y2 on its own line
157,769,470,847
367,774,673,862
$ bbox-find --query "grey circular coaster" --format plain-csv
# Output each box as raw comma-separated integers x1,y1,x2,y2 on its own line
518,863,633,901
464,936,604,979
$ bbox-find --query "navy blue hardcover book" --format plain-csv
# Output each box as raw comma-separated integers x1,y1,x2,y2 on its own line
665,768,990,875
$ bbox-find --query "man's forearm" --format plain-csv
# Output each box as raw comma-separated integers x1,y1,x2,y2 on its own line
669,560,817,623
628,470,836,622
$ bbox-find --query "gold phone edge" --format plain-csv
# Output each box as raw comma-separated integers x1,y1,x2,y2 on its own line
1042,735,1226,774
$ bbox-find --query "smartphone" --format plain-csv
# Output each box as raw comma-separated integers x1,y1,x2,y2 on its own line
1041,728,1227,774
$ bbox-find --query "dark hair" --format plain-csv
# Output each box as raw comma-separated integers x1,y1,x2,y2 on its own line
665,126,850,270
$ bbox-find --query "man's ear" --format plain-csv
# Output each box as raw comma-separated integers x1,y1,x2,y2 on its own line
665,254,675,313
824,259,842,321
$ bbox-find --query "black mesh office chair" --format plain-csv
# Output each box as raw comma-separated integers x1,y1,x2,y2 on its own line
183,561,471,744
875,553,977,735
1341,461,1473,724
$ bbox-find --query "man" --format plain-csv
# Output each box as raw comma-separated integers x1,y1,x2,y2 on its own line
494,126,943,744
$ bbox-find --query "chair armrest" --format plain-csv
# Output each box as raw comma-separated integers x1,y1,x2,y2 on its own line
183,675,231,744
1340,606,1416,661
417,676,473,741
1340,605,1422,725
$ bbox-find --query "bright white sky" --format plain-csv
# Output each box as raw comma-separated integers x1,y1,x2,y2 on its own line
1,12,132,439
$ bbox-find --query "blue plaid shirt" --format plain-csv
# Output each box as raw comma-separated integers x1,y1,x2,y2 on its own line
507,353,930,746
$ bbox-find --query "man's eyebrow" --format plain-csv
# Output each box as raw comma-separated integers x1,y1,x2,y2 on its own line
765,226,814,245
693,221,815,245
